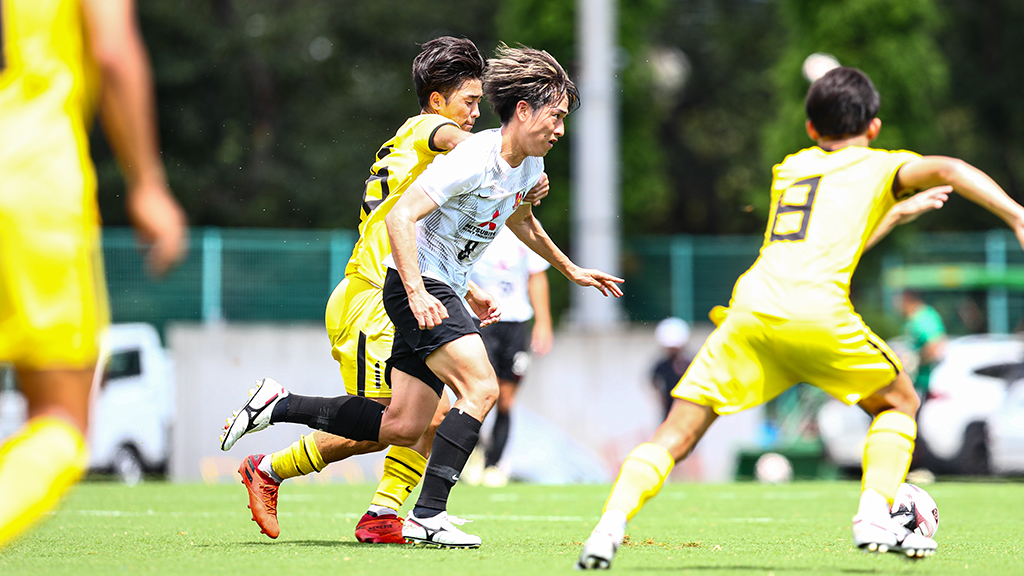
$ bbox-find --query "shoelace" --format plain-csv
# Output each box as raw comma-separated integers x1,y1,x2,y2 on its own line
259,481,278,515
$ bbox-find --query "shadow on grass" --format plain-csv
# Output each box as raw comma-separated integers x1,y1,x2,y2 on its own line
618,566,885,574
203,540,386,548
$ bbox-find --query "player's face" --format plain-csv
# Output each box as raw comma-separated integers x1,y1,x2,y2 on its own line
520,95,569,157
438,78,483,132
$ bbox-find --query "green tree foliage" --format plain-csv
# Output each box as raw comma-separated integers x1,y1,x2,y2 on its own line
646,0,782,234
91,0,1023,241
495,0,671,246
762,0,949,180
94,0,500,229
932,0,1024,230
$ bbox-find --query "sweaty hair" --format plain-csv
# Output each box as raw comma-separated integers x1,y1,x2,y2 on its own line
805,66,880,138
413,37,486,109
483,43,580,124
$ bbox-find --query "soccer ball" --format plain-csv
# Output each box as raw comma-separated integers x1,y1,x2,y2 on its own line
890,483,939,538
754,452,793,484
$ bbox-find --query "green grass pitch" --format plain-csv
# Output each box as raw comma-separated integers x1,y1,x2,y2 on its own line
1,479,1022,575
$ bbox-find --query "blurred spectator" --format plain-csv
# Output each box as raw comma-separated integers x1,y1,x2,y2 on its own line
650,318,693,420
899,291,948,401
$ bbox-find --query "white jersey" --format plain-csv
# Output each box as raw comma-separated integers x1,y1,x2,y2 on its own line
385,129,544,296
470,227,550,322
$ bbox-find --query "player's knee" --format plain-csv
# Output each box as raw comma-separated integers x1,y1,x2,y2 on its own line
474,379,500,412
429,404,449,431
893,392,920,418
390,421,429,447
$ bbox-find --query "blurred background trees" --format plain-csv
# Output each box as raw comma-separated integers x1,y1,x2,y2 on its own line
94,0,1024,240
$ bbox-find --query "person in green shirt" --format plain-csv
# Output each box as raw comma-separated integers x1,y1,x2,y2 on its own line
900,291,948,399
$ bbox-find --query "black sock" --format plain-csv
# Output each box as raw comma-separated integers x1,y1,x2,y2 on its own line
484,409,510,468
413,409,481,518
270,393,384,442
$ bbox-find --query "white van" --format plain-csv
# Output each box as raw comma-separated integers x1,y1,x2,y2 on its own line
0,323,174,484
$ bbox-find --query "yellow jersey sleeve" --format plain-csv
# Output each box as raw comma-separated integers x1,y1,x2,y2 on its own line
346,113,459,287
731,146,920,317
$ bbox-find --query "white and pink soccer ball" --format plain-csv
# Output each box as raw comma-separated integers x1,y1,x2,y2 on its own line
754,452,793,485
890,483,939,538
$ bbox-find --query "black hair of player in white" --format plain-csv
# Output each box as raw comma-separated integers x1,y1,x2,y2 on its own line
483,43,580,124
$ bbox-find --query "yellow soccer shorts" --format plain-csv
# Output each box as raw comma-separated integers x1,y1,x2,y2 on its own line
0,214,109,371
325,275,394,398
672,307,901,415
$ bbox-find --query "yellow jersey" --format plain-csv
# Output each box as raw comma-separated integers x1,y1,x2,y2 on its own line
731,146,919,318
0,0,101,225
345,113,457,287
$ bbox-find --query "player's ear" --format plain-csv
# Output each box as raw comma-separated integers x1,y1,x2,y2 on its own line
866,117,882,141
428,91,446,113
516,100,532,122
805,119,820,141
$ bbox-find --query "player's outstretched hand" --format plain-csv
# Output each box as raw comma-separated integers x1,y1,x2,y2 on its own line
896,185,951,225
409,288,449,330
1013,221,1024,254
466,285,502,328
127,182,188,277
524,173,550,206
568,267,624,297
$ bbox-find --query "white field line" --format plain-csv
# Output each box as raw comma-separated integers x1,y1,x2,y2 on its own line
59,509,791,523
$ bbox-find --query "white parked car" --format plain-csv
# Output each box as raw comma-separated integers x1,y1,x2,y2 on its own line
0,323,174,484
987,377,1024,475
817,334,1024,476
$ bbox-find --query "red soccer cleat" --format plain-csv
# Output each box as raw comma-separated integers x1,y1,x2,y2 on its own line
238,454,280,539
354,512,408,544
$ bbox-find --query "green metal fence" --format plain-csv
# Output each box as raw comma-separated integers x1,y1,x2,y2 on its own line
103,227,356,330
624,230,1024,334
103,227,1024,335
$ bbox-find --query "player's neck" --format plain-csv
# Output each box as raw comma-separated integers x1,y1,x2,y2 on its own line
816,134,870,152
500,125,526,168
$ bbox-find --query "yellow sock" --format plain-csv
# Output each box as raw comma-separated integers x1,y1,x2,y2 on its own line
370,446,427,511
862,410,916,503
0,417,87,547
604,443,675,520
270,434,327,480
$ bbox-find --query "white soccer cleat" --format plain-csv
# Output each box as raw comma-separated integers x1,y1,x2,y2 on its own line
852,515,937,558
402,511,481,549
576,511,626,570
219,378,289,451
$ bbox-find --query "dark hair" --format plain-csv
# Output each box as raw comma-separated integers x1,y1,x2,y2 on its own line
902,290,923,303
413,37,486,109
805,67,880,138
483,43,580,124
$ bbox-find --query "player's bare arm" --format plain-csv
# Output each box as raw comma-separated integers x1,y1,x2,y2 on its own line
864,186,951,250
431,124,473,152
527,270,553,355
384,183,448,330
505,204,624,298
896,157,1024,249
465,281,502,327
82,0,188,277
